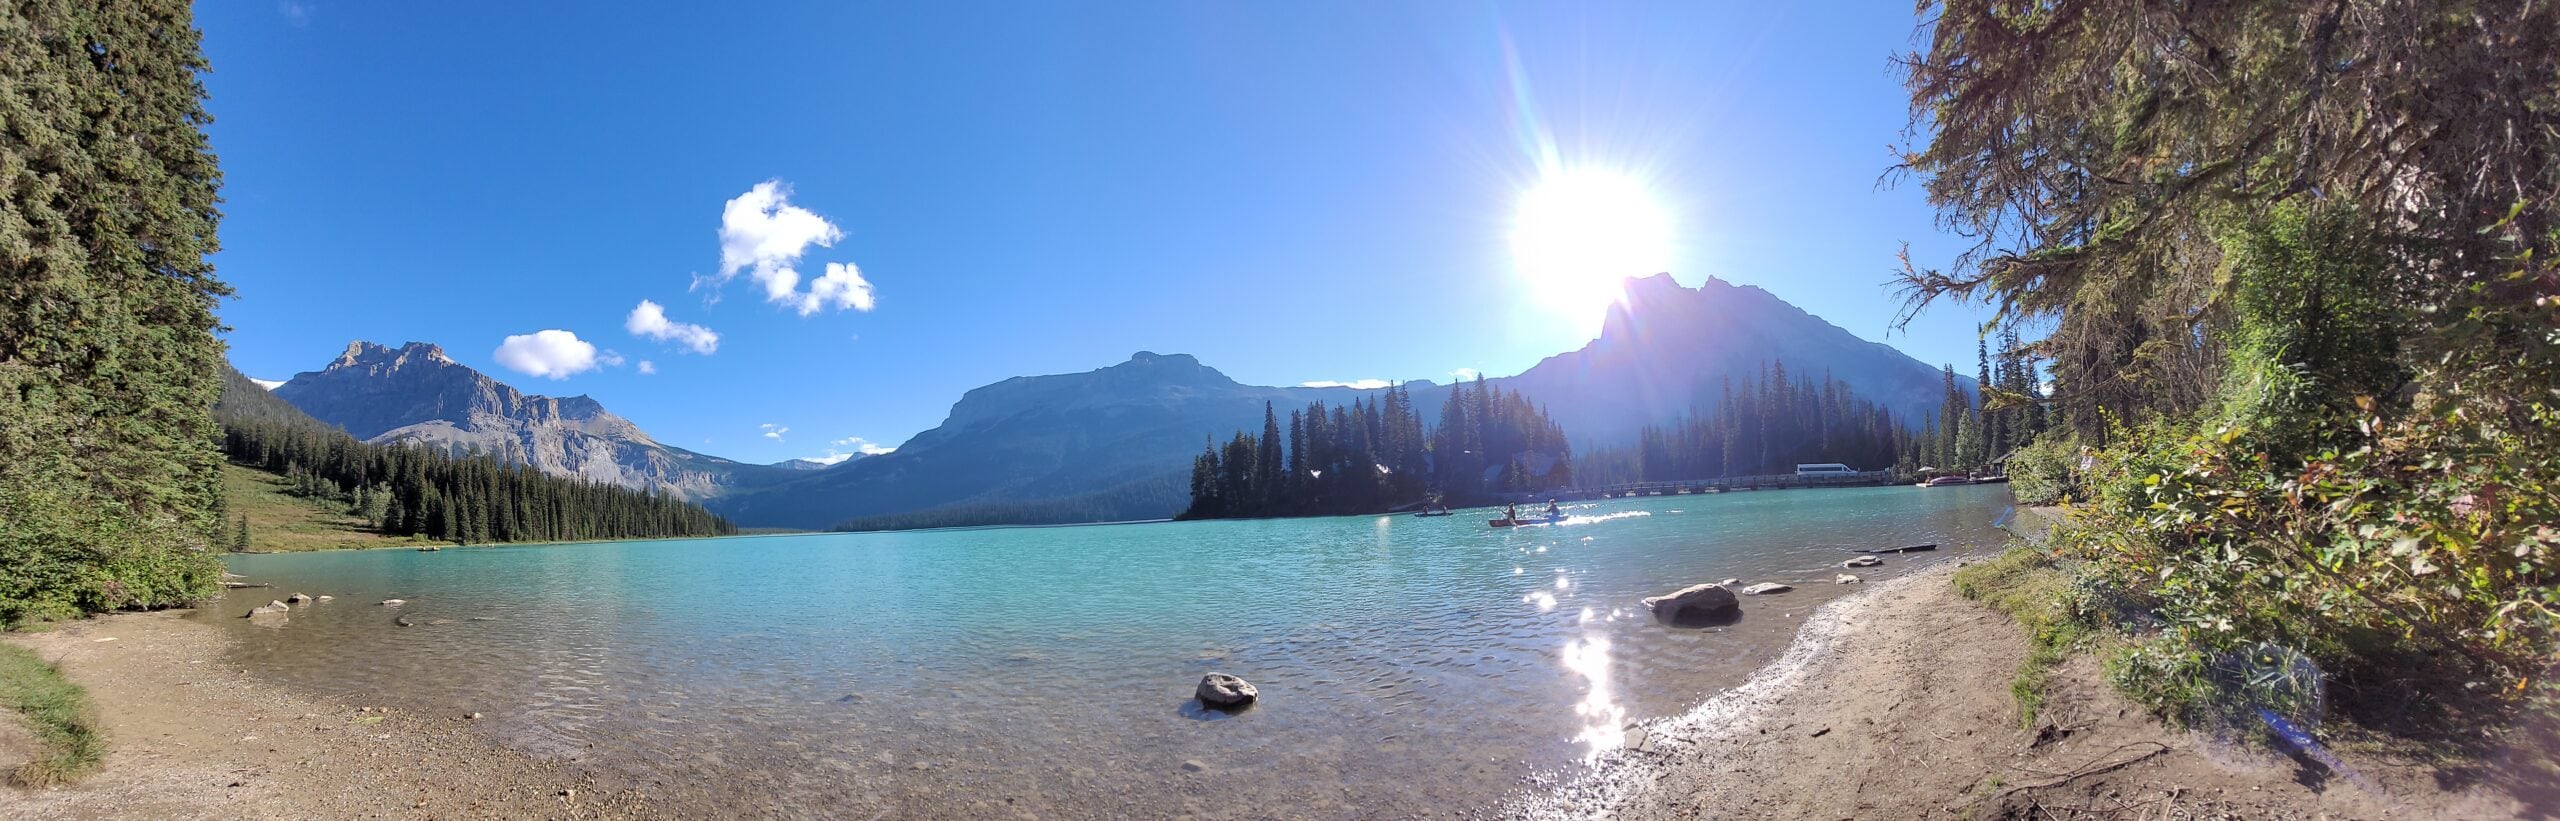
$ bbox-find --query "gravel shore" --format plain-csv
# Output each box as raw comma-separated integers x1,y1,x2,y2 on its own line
0,610,659,820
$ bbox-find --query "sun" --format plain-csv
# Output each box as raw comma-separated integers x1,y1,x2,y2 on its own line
1510,168,1674,325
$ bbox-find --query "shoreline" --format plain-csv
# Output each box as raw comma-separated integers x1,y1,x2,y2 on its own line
1508,556,2528,819
0,609,660,819
15,531,2531,818
1503,557,1968,817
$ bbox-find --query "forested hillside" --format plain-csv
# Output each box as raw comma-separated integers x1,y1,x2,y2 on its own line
1181,379,1573,519
217,368,735,544
1899,0,2558,736
1574,359,1920,484
0,2,231,624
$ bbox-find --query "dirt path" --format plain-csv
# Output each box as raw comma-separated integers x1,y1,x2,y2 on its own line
0,610,660,820
1519,561,2535,819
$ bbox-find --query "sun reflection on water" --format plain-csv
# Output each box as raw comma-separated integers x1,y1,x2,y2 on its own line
1560,633,1627,761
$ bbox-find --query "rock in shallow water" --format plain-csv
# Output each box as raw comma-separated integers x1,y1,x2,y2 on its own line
246,600,291,618
1842,555,1882,568
1642,583,1741,626
1197,673,1257,709
1741,582,1794,595
1835,574,1863,584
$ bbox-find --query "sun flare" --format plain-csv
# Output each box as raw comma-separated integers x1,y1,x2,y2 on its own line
1511,168,1673,324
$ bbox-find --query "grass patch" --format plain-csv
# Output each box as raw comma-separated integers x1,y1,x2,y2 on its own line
1955,544,2087,726
223,464,427,552
0,643,105,786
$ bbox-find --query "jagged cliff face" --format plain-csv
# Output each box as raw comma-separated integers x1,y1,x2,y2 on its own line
273,342,777,500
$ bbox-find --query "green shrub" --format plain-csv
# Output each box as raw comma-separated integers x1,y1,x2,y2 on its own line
2004,434,2079,506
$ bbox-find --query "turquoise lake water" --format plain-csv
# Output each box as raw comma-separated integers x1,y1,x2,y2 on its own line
211,484,2014,816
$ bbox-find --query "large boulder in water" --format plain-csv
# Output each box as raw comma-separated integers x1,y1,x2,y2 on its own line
246,600,291,618
1643,583,1741,627
1197,673,1257,709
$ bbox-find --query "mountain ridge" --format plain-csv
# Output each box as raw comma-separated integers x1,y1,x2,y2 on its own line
272,341,788,500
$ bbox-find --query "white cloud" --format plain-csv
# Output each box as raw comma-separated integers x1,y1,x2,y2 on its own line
831,436,895,455
793,261,876,316
801,436,894,465
278,2,312,27
625,300,721,354
702,180,878,315
760,423,789,441
1300,379,1392,390
599,349,627,367
1451,367,1482,381
636,360,657,375
249,377,285,391
492,330,602,380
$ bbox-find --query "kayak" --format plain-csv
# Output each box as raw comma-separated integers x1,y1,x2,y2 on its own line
1487,514,1565,528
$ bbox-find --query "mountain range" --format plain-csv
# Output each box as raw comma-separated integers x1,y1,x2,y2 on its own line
255,275,1968,529
271,341,796,500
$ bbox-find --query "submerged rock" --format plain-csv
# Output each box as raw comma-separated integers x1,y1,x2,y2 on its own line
1718,577,1741,586
1741,582,1794,595
380,599,405,606
315,595,333,602
1642,583,1741,627
1835,574,1863,584
1197,673,1258,709
286,593,313,604
1842,555,1882,568
246,600,291,618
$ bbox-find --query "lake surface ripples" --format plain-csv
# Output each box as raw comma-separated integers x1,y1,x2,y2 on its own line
213,485,2013,816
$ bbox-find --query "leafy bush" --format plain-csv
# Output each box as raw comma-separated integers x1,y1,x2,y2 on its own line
2004,434,2079,506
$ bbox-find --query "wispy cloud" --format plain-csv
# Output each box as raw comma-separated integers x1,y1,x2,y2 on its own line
625,299,720,354
832,436,895,455
636,360,657,375
1451,367,1482,381
760,423,789,441
801,435,894,465
278,1,312,27
599,349,627,367
702,181,878,316
492,330,602,380
1300,379,1392,390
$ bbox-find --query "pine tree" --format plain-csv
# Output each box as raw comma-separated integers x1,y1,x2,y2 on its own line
1,0,234,622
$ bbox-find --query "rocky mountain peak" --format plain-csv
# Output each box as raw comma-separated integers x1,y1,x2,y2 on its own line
329,340,458,373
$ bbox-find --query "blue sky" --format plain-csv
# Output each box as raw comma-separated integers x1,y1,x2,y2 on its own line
206,1,1992,464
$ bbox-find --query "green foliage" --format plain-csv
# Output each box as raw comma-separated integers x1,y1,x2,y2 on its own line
0,643,107,786
2004,434,2078,506
1,1,232,624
